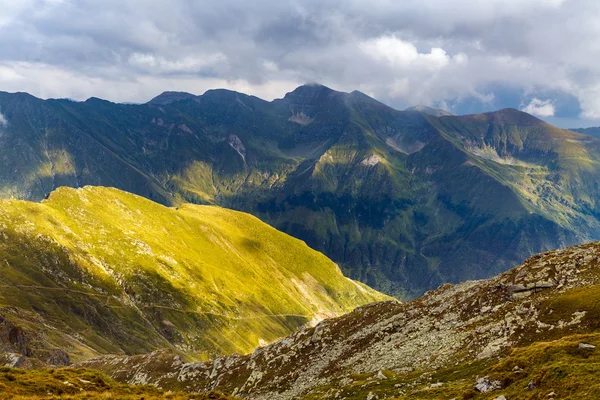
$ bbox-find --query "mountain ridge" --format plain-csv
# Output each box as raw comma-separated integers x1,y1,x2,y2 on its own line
570,125,600,139
0,185,386,363
0,85,599,298
404,104,454,117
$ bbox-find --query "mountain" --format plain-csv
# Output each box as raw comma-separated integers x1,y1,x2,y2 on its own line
148,91,197,105
79,240,600,399
570,126,600,139
0,186,385,364
0,86,600,298
404,105,453,116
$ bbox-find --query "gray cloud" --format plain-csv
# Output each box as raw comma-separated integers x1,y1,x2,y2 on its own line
0,0,599,125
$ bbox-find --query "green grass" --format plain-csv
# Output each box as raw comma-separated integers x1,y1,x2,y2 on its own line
0,186,387,361
0,366,236,399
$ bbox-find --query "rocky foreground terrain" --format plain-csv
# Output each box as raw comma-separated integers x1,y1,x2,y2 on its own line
76,241,600,399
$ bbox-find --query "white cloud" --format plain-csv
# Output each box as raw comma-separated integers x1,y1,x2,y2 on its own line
0,112,7,127
128,52,227,74
0,0,597,121
521,98,555,117
359,36,450,70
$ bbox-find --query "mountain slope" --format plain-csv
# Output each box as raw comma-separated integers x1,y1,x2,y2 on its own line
79,240,600,399
0,186,385,363
1,86,600,298
404,105,453,116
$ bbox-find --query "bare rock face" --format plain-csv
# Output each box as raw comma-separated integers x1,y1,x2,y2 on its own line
0,316,31,356
228,134,246,163
360,154,382,167
289,112,314,125
39,349,70,366
0,315,70,367
77,241,600,399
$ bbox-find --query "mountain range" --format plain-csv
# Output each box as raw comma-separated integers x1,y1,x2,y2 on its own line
1,85,600,299
570,126,600,139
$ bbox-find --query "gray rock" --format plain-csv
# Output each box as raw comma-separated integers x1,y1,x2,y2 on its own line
474,376,502,393
494,396,507,400
508,281,555,299
579,342,596,349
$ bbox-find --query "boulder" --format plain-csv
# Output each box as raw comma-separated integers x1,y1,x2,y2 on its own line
474,376,502,393
579,342,596,350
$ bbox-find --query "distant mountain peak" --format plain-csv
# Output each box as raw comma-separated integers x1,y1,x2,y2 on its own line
484,107,547,126
148,91,196,105
283,83,337,99
570,126,600,139
405,105,453,117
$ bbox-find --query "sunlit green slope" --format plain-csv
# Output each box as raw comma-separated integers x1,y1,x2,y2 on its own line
0,186,386,363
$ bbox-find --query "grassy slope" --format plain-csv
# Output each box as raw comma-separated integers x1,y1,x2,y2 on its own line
0,367,235,400
0,186,386,362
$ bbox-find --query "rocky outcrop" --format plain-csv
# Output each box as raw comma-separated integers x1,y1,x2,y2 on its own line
77,241,600,399
474,376,502,393
508,281,554,298
360,154,382,167
0,315,70,367
0,316,30,356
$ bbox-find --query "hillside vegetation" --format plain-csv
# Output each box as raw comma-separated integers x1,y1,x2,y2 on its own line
0,367,236,400
0,186,385,363
1,86,600,298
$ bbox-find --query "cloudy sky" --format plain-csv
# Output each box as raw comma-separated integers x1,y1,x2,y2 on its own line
1,0,600,127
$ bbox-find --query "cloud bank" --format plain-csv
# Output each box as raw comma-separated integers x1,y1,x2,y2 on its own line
0,0,599,125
